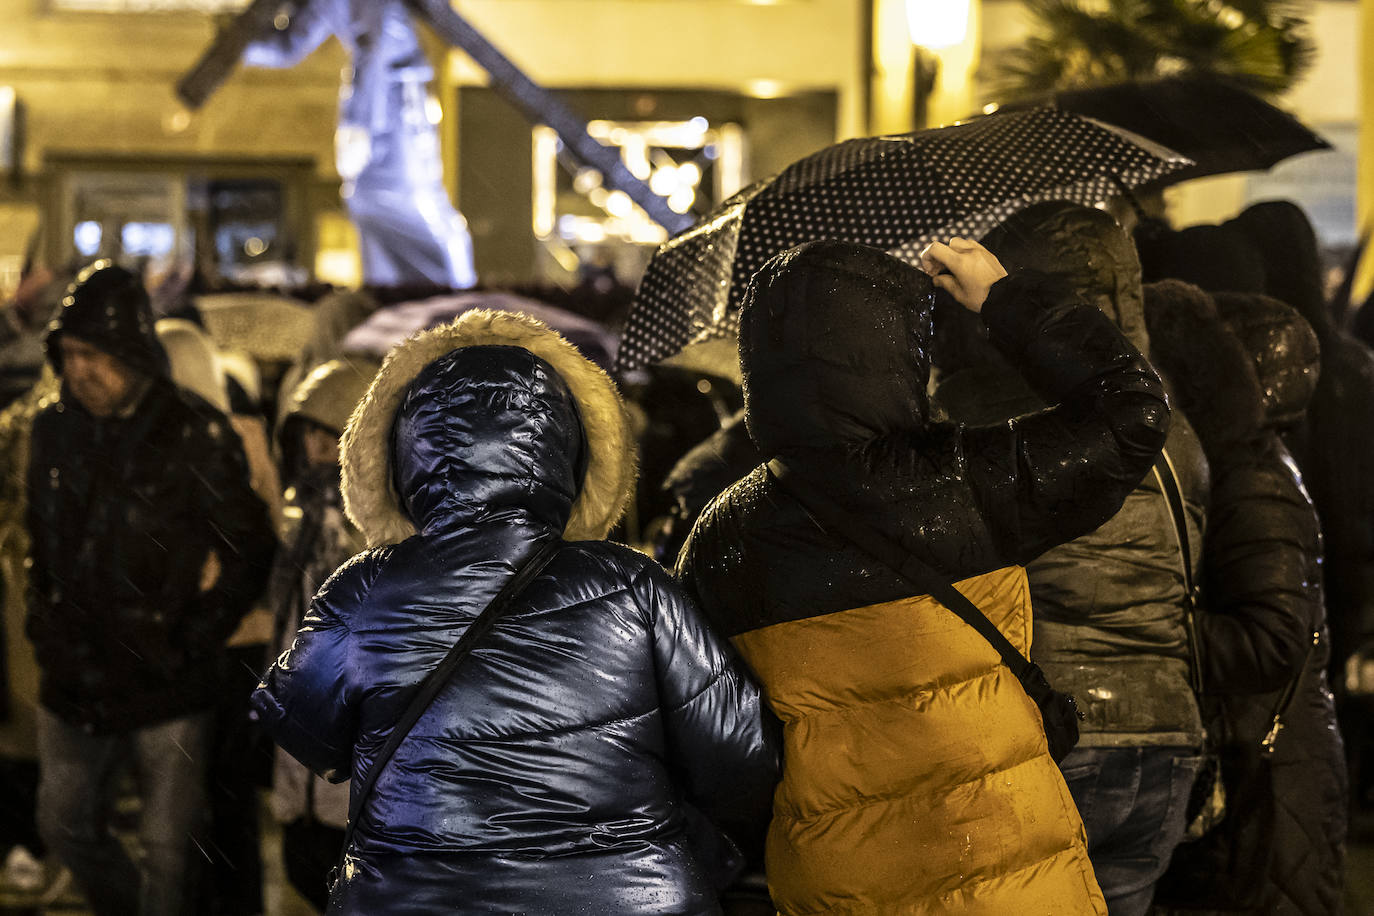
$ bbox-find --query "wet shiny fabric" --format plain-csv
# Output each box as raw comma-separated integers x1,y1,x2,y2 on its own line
939,203,1209,749
732,567,1104,915
253,345,777,915
679,242,1169,914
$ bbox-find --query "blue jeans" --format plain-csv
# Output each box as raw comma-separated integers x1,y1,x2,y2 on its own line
36,709,212,916
1058,745,1202,916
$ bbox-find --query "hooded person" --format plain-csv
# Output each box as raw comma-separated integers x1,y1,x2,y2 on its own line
25,261,275,916
932,202,1210,916
676,237,1173,915
251,310,779,915
1140,200,1374,692
154,314,285,916
1144,281,1347,915
265,357,378,910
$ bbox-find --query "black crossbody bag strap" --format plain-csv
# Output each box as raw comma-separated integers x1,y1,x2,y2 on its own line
766,459,1034,680
1152,449,1205,694
1155,451,1311,751
330,537,562,890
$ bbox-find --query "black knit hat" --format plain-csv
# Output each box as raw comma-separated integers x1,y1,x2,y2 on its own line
45,261,167,379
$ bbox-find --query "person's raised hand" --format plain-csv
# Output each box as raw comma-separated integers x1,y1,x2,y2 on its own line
918,237,1008,314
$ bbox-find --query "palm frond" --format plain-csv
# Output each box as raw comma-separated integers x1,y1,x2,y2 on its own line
991,0,1317,98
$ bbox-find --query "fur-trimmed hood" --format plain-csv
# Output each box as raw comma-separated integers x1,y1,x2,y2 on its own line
341,310,636,548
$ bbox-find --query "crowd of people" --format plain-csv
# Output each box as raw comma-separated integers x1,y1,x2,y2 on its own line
0,192,1366,916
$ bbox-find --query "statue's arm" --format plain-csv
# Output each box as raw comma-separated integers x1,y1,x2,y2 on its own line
241,1,335,68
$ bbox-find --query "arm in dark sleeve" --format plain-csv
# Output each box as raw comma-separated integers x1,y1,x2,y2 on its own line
638,560,780,862
1196,457,1316,693
22,413,57,664
963,271,1171,563
184,415,276,655
241,1,335,68
250,551,378,780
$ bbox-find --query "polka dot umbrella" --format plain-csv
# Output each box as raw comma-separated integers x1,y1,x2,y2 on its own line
615,107,1193,374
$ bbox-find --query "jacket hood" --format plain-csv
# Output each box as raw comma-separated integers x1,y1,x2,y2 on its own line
1142,279,1264,455
1135,221,1268,299
739,240,934,456
46,261,167,379
1231,200,1329,336
1213,291,1320,428
341,310,636,548
280,357,381,446
981,201,1149,352
155,318,228,412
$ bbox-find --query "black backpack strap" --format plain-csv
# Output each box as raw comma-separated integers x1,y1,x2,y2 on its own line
332,536,562,888
766,459,1035,681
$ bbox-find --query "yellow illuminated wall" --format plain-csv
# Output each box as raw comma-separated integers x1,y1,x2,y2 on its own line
449,0,866,138
1360,0,1373,300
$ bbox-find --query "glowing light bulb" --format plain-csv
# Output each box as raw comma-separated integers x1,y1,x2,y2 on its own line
907,0,970,50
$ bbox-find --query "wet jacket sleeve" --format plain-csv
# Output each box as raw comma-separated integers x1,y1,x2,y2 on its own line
962,271,1172,564
252,551,378,781
1196,455,1317,693
637,560,780,860
242,1,335,68
23,411,63,671
180,416,276,658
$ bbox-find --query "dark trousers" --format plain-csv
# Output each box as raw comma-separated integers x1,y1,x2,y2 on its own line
0,756,42,856
36,709,211,916
1059,745,1203,916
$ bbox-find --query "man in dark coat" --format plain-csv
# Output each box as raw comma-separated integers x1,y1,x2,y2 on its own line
935,203,1208,915
24,262,274,916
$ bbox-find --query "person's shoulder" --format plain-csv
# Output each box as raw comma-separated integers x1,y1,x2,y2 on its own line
157,383,242,447
559,538,657,581
314,543,395,612
28,395,83,451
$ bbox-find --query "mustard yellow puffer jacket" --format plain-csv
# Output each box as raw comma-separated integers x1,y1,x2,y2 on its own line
678,242,1172,914
733,566,1101,914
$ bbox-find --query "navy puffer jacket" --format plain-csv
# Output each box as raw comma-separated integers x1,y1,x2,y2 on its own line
252,310,779,915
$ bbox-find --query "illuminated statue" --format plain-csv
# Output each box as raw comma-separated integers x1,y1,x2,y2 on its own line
242,0,478,289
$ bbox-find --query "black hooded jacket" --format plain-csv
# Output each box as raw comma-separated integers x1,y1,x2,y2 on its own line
1145,280,1347,916
26,264,274,733
1140,201,1374,682
680,237,1169,650
936,203,1208,746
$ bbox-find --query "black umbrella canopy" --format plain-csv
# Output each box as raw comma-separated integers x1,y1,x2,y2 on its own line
1028,75,1330,185
616,107,1191,373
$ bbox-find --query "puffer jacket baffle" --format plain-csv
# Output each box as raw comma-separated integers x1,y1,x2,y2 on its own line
678,241,1170,915
252,310,779,915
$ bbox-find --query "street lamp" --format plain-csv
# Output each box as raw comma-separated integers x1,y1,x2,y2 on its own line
905,0,972,127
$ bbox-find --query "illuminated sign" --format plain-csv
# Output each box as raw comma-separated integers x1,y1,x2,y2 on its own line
532,117,744,246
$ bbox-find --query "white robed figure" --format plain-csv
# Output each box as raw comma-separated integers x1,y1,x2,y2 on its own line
245,0,478,288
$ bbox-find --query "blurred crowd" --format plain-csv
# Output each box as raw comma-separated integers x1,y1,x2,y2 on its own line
0,192,1370,916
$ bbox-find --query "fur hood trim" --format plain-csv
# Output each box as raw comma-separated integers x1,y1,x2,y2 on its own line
341,309,637,548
